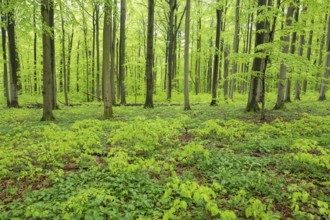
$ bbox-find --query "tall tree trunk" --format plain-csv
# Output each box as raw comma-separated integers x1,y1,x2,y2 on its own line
295,34,305,100
7,5,19,107
246,0,268,112
110,0,117,105
144,0,155,108
67,28,74,94
91,6,96,100
83,11,90,102
95,3,101,100
285,3,298,103
41,0,55,121
76,40,80,92
184,0,191,110
49,0,58,109
274,4,294,110
166,0,176,100
60,1,68,106
1,6,9,106
210,8,222,106
207,25,213,94
33,0,38,94
195,0,201,95
316,14,328,92
303,21,314,93
229,0,240,100
103,0,114,117
119,0,127,104
319,15,330,101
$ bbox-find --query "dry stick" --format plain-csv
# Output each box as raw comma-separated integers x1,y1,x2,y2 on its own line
82,92,103,101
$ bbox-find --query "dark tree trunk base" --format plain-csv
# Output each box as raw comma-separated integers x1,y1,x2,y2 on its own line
210,100,218,106
246,103,260,112
144,104,154,108
274,103,285,110
9,101,20,108
318,95,326,101
184,106,191,111
41,115,55,121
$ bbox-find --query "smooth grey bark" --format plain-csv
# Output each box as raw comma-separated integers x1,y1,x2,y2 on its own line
166,0,176,100
49,0,58,109
303,21,314,93
82,11,90,102
184,0,191,110
60,1,68,106
210,8,222,106
229,0,240,100
110,0,117,105
246,0,268,112
7,5,19,107
274,4,294,110
295,34,305,100
144,0,155,108
285,3,299,103
41,0,54,121
195,0,201,95
119,0,127,104
103,0,114,117
76,40,80,92
0,1,9,106
67,28,74,93
95,3,101,100
316,14,328,92
33,0,38,94
92,6,96,100
319,15,330,101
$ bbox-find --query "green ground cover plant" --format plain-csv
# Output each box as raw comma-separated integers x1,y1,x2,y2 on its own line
0,96,329,219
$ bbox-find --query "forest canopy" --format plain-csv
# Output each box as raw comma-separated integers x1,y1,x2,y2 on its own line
0,0,330,219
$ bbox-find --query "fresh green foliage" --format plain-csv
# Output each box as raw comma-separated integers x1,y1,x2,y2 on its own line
0,98,329,219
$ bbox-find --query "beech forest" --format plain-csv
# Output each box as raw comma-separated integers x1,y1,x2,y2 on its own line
0,0,329,219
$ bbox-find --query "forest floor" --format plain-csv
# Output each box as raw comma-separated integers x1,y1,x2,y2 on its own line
0,94,329,219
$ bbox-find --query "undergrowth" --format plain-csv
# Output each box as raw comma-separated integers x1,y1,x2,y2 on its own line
0,97,329,219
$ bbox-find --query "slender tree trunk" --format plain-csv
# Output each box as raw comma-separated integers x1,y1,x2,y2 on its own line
33,0,38,95
83,11,90,102
1,8,9,106
184,0,191,110
285,3,298,103
41,0,55,121
91,6,96,100
295,34,305,100
49,0,58,109
67,28,74,93
7,6,19,107
60,2,68,106
229,0,240,100
76,40,80,92
110,0,117,104
303,21,314,93
210,8,222,106
103,0,114,117
95,3,101,100
119,0,127,104
274,4,294,110
246,0,268,112
319,15,330,101
316,14,328,92
195,0,201,95
166,0,176,100
144,0,155,108
207,30,213,93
